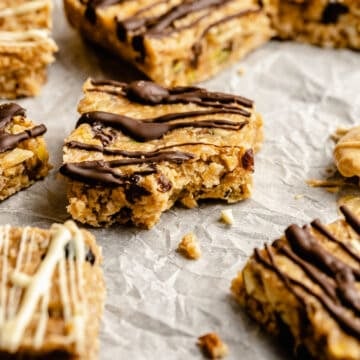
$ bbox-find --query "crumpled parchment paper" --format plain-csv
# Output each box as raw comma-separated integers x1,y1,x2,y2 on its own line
2,1,360,358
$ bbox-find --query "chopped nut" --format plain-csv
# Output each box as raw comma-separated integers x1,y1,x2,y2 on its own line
177,232,201,260
294,194,304,200
197,333,229,359
220,209,234,225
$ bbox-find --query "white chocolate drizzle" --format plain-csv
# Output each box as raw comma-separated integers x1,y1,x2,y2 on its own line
0,29,51,44
7,227,29,320
0,0,49,18
0,221,88,353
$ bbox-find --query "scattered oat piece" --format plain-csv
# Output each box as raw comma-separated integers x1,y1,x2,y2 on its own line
220,209,234,225
177,232,201,260
197,333,229,359
294,194,304,200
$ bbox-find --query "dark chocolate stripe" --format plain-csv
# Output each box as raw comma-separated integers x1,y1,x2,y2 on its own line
0,103,26,129
0,104,47,153
60,161,154,187
65,140,244,155
279,242,360,315
89,79,254,110
116,0,232,38
311,219,360,262
340,205,360,235
105,151,194,166
285,225,360,280
60,148,194,186
125,80,254,108
255,246,360,339
149,109,251,121
278,244,337,302
192,8,261,66
252,209,360,340
76,111,248,142
0,125,47,153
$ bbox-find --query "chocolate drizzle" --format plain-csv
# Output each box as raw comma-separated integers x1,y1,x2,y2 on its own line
85,0,260,60
60,149,193,187
77,111,248,142
254,206,360,339
0,125,46,153
123,80,253,109
66,141,195,161
311,218,360,262
0,103,47,154
60,161,154,187
340,205,360,235
62,80,251,188
115,0,233,39
192,8,261,66
0,103,25,128
90,79,253,110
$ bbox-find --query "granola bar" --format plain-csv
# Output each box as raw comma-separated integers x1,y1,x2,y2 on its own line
232,205,360,359
0,221,105,359
63,0,273,86
270,0,360,49
59,78,263,228
0,103,51,201
0,0,57,99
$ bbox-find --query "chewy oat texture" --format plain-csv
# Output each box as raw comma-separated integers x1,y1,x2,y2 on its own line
232,206,360,360
0,0,57,99
0,221,105,359
269,0,360,49
60,78,263,228
0,103,50,201
63,0,273,86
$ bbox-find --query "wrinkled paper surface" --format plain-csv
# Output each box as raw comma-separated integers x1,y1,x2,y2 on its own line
3,1,360,358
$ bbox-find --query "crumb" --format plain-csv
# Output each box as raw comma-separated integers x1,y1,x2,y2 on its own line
294,194,304,200
237,67,245,76
177,232,201,260
197,333,229,359
220,209,234,225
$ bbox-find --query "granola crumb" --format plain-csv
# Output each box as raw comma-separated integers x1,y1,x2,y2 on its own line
220,209,234,225
177,232,201,260
197,333,229,359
